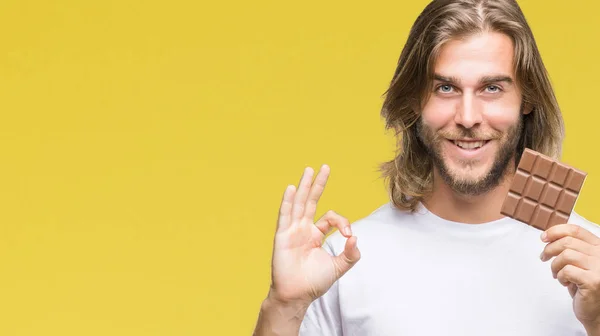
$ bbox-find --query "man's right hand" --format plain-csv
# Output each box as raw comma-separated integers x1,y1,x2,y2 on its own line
253,165,361,336
268,164,361,306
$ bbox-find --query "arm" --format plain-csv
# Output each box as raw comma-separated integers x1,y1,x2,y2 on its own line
253,295,309,336
586,325,600,336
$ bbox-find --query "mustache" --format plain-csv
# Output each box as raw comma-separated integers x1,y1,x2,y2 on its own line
437,128,501,140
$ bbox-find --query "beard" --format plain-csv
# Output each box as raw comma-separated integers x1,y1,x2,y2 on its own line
416,116,524,196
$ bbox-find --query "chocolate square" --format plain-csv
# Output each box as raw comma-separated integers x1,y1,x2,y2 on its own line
500,148,587,230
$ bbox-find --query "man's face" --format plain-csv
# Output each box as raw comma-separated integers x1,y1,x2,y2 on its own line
418,31,526,196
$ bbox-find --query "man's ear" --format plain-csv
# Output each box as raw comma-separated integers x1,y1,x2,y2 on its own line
522,102,533,115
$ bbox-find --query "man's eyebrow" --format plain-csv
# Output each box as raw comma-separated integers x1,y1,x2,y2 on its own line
433,74,514,85
433,74,459,83
479,75,513,85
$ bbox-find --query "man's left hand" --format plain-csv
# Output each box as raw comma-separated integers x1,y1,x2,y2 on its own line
541,224,600,335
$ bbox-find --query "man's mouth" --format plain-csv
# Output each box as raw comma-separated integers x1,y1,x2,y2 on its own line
451,139,490,150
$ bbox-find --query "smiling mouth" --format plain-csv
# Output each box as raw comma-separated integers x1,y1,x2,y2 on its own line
451,139,490,150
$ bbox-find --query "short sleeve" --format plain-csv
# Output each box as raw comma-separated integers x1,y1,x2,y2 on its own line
299,240,343,336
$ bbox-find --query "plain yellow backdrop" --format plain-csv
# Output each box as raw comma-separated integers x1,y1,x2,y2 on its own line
0,0,598,334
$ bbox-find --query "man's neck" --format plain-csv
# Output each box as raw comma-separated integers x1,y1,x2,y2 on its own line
421,167,515,224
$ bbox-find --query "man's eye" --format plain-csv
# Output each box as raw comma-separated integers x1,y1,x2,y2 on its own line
485,85,501,93
437,85,453,93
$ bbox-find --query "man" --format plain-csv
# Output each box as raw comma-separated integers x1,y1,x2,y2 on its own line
253,0,600,335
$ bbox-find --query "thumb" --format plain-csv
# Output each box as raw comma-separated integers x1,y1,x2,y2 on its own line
333,236,361,278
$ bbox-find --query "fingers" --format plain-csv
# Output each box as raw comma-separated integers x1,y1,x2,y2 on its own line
550,249,590,279
291,167,314,222
556,264,587,287
276,185,296,232
541,224,600,298
567,283,578,298
332,236,361,278
304,165,331,221
541,235,595,261
542,224,600,246
314,210,352,237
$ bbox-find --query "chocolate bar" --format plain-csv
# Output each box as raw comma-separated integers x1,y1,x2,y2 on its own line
500,148,587,230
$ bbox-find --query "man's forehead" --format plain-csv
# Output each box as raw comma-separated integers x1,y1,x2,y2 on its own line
431,32,516,83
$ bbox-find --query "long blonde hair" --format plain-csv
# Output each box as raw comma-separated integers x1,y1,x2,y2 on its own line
379,0,564,212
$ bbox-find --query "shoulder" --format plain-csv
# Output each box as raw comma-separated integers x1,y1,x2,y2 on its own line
569,211,600,237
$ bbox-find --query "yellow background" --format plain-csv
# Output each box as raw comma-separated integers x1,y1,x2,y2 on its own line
0,0,598,334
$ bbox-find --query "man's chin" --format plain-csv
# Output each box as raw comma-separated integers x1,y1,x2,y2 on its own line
447,178,493,196
437,165,495,195
449,175,487,186
444,162,490,180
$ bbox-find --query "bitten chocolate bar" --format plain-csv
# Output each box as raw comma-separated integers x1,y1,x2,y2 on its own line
500,148,587,230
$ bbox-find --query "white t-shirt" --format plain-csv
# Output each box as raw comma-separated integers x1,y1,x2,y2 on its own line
299,202,600,336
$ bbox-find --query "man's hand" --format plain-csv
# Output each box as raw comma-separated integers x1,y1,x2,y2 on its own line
269,165,361,305
540,224,600,335
253,165,361,336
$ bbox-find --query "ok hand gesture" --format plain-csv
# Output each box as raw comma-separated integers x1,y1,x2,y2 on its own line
268,165,361,306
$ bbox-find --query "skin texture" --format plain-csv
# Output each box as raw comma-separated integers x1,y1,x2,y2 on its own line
254,31,600,336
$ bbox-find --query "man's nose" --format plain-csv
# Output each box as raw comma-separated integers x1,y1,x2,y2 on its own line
454,92,483,129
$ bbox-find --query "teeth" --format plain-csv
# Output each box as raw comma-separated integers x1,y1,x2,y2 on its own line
453,140,486,149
